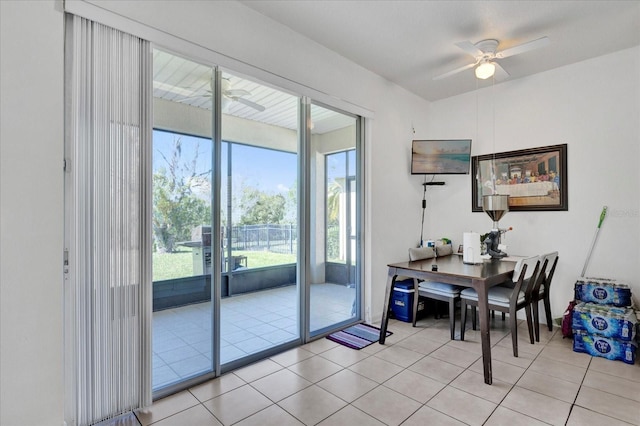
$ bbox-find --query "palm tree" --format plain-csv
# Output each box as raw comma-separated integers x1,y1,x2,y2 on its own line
326,179,344,261
326,179,343,223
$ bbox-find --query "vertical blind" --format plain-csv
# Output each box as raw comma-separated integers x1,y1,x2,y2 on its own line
64,14,152,425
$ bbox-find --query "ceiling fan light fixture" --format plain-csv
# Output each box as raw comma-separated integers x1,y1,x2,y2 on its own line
475,61,496,79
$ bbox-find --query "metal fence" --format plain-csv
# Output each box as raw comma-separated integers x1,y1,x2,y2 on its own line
228,224,297,254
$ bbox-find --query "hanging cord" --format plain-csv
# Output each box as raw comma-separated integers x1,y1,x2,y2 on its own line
419,175,436,246
491,74,497,192
475,75,479,144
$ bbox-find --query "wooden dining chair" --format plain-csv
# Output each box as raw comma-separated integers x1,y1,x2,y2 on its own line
409,247,462,340
460,255,540,357
531,251,559,341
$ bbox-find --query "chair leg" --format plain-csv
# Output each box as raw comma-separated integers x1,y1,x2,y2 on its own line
544,295,553,331
471,306,477,330
532,301,540,342
509,310,519,357
449,298,456,340
501,312,506,321
525,304,534,344
460,300,467,341
412,280,420,327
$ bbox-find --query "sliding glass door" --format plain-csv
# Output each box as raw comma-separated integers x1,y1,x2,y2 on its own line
219,71,301,365
151,51,215,391
309,104,360,335
151,48,363,393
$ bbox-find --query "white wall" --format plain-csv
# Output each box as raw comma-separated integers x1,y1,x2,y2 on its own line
0,1,65,425
423,47,640,320
1,0,638,424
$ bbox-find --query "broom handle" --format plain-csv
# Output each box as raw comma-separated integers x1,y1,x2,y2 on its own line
581,206,607,277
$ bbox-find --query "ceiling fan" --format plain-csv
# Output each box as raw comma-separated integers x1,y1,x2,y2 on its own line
177,78,266,112
433,36,550,81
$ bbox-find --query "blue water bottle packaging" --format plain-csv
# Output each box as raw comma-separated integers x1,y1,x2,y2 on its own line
574,277,632,307
573,331,637,364
572,302,637,341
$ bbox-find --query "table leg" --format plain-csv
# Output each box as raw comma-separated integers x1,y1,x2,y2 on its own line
379,270,397,344
475,279,493,385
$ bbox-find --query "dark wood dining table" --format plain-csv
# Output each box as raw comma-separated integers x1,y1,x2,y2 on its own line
378,254,517,385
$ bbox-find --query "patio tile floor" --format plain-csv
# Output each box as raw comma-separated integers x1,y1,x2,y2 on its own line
153,283,355,389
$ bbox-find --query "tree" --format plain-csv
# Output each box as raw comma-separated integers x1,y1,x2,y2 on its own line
238,186,286,225
283,180,297,224
326,179,344,261
326,179,343,223
153,137,211,253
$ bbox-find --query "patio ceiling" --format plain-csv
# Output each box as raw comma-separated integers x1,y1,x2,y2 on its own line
152,50,354,135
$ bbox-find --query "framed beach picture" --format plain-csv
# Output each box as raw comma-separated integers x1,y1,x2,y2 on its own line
411,139,472,175
471,144,568,212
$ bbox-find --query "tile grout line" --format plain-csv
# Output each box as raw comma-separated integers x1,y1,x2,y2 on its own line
142,317,639,426
392,321,503,425
489,326,562,425
564,355,592,426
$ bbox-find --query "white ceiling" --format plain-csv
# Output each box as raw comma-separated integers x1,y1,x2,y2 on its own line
240,0,640,101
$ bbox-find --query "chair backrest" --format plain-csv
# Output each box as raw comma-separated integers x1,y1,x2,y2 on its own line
435,244,453,257
513,255,539,280
535,251,559,294
512,255,541,299
408,247,435,261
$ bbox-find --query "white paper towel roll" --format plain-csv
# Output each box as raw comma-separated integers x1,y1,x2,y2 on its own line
463,232,483,264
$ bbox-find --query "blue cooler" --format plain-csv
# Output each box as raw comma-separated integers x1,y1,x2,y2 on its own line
391,279,423,322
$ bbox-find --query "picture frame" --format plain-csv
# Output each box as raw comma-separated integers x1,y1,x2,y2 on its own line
471,144,568,212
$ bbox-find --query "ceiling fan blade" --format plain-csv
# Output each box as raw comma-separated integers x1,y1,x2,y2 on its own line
175,94,209,103
493,62,510,81
153,81,199,97
455,40,484,57
433,62,477,80
234,97,266,112
225,89,251,97
496,36,549,58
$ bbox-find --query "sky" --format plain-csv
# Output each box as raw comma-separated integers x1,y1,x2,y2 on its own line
153,129,297,196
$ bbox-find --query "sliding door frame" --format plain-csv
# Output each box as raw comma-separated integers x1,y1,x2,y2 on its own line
298,97,312,342
211,68,224,377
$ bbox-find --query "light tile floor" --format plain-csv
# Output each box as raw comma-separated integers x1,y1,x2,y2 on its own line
138,314,640,426
154,283,355,389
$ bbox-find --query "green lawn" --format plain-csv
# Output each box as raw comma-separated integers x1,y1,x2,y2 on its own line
153,248,296,281
153,249,194,281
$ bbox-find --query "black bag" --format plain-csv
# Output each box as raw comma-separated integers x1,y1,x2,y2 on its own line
561,300,577,338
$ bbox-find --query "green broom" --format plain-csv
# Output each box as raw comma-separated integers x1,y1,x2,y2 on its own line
581,206,608,277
